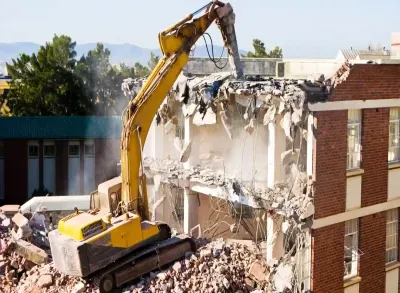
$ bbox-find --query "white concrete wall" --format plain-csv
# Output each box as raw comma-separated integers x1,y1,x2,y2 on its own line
189,115,269,185
28,141,39,197
386,268,399,293
68,141,80,195
388,168,400,200
282,59,341,79
346,176,362,210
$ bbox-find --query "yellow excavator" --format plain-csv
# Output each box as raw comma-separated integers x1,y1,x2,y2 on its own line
48,1,243,292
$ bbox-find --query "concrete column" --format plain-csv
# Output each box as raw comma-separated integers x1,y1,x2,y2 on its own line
306,113,314,176
266,215,284,264
267,119,286,188
183,116,199,234
184,189,199,235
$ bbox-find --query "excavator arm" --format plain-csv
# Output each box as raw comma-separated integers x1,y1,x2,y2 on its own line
120,1,243,219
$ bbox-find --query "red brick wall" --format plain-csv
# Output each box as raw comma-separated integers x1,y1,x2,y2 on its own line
331,64,400,102
55,141,68,195
312,223,345,293
361,108,389,207
4,140,27,204
312,64,400,292
359,213,386,293
313,111,347,219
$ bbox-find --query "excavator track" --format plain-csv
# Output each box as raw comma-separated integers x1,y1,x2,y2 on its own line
93,224,196,293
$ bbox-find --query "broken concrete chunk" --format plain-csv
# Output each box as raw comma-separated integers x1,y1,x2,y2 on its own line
300,202,315,220
38,274,53,288
280,112,292,140
193,107,217,126
249,261,267,282
7,240,49,265
273,263,293,292
220,110,233,139
245,118,255,135
281,149,300,166
263,105,276,125
179,140,192,163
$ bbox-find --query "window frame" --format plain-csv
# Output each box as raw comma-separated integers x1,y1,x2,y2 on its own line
68,141,80,158
28,142,39,158
389,108,400,163
344,218,359,279
84,142,95,157
347,109,362,170
43,142,56,158
386,209,399,265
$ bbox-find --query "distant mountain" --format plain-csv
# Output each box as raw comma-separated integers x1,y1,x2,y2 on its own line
0,42,247,67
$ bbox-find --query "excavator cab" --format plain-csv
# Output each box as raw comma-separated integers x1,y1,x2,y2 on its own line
89,177,122,216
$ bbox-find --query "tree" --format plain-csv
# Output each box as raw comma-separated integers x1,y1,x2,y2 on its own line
6,35,92,116
244,39,283,58
134,62,151,77
148,52,160,70
115,63,136,79
76,43,128,115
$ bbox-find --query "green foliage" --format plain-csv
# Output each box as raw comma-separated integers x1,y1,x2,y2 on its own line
5,34,158,116
6,35,92,116
244,39,283,58
147,52,160,70
134,62,151,77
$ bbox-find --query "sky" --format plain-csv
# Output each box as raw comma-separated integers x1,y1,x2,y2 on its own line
1,0,399,58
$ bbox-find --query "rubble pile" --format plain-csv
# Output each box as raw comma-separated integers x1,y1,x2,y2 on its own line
0,213,95,293
125,239,268,293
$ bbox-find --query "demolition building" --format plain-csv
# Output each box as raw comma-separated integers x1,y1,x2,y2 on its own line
139,59,400,293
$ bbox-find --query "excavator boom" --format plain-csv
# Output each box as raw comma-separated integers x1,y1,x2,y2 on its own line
121,1,243,218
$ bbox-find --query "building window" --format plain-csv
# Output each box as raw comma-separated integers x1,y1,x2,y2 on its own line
68,144,80,157
28,144,39,158
84,142,95,157
389,108,400,162
347,110,361,170
0,142,3,158
296,233,311,292
44,145,55,157
386,209,398,264
344,219,359,279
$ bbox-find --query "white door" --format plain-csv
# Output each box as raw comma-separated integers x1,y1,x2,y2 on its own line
0,142,4,201
68,141,81,195
28,141,39,197
43,141,56,195
84,140,95,194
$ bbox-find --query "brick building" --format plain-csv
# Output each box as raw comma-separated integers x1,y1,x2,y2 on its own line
0,116,121,205
309,63,400,293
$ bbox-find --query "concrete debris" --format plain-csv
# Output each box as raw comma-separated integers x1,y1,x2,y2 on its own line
272,263,294,292
193,107,217,126
179,140,192,163
126,238,267,293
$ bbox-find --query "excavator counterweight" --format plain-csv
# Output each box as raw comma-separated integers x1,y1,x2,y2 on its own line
49,2,242,292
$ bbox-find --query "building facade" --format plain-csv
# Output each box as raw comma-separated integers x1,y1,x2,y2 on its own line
0,116,121,205
310,64,400,293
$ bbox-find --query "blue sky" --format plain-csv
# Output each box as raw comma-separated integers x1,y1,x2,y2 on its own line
1,0,399,58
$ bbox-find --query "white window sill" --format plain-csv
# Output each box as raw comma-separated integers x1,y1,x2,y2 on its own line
346,169,364,178
388,162,400,170
343,276,361,288
386,261,400,272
